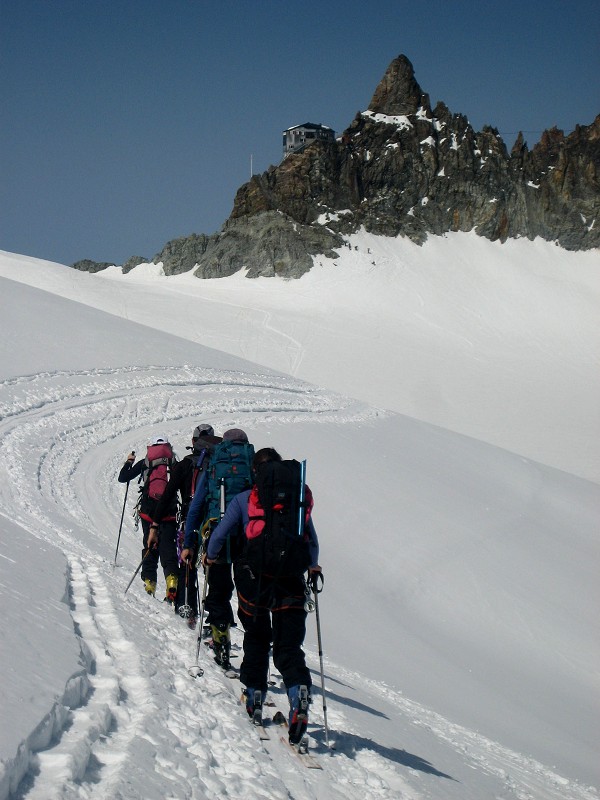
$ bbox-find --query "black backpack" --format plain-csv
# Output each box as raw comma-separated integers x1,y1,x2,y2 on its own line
244,459,312,577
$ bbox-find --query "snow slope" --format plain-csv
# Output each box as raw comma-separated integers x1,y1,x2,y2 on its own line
1,232,598,483
0,244,598,800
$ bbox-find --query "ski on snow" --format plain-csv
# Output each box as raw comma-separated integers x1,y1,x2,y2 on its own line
250,715,271,741
244,703,322,769
272,710,322,769
241,692,271,740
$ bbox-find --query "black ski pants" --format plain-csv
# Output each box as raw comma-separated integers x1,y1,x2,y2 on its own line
234,561,311,692
204,562,235,627
141,518,179,583
140,518,159,581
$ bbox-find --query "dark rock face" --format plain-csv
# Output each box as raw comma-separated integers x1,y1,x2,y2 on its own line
192,212,342,279
122,256,150,274
368,54,431,117
152,234,212,275
72,54,598,277
71,258,116,273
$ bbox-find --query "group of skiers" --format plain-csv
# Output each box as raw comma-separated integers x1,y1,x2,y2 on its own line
117,424,322,745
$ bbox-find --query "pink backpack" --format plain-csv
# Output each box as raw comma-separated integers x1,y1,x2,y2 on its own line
144,442,174,500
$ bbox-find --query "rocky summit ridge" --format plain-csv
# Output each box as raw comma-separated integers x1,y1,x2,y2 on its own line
73,55,599,279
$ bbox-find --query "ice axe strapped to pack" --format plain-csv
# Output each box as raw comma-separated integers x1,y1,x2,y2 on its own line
195,480,225,565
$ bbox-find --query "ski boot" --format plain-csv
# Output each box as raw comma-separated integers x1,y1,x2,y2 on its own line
211,623,231,670
143,579,156,596
165,574,178,604
243,688,264,726
287,684,310,744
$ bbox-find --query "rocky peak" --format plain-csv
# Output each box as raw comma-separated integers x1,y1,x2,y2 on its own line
368,55,431,117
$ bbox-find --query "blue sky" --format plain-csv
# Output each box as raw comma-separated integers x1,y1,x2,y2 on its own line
1,0,598,266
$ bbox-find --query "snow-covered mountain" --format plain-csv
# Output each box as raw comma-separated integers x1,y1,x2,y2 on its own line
0,238,598,800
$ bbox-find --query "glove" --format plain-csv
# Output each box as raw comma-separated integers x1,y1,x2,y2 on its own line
147,526,159,549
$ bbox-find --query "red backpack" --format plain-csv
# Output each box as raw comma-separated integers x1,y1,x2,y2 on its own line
144,442,174,500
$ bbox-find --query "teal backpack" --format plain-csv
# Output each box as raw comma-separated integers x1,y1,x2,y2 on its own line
202,439,255,561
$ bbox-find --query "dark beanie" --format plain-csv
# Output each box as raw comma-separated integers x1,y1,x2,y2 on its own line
223,428,248,442
193,424,214,439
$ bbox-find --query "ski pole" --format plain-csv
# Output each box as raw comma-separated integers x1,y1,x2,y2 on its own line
178,561,193,619
311,571,332,750
124,547,150,595
114,451,135,566
188,562,210,678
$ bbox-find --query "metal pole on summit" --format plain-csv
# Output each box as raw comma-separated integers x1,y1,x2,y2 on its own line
114,450,135,567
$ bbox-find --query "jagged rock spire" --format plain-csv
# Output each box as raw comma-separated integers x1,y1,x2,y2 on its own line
368,54,431,116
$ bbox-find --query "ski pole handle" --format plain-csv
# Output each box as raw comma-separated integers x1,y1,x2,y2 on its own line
311,571,324,593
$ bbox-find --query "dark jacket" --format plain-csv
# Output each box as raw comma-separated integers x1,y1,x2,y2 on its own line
183,470,210,548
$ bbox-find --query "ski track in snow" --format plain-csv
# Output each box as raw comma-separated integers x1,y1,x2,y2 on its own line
0,365,595,800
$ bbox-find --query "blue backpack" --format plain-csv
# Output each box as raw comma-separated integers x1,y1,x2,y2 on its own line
203,439,255,560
